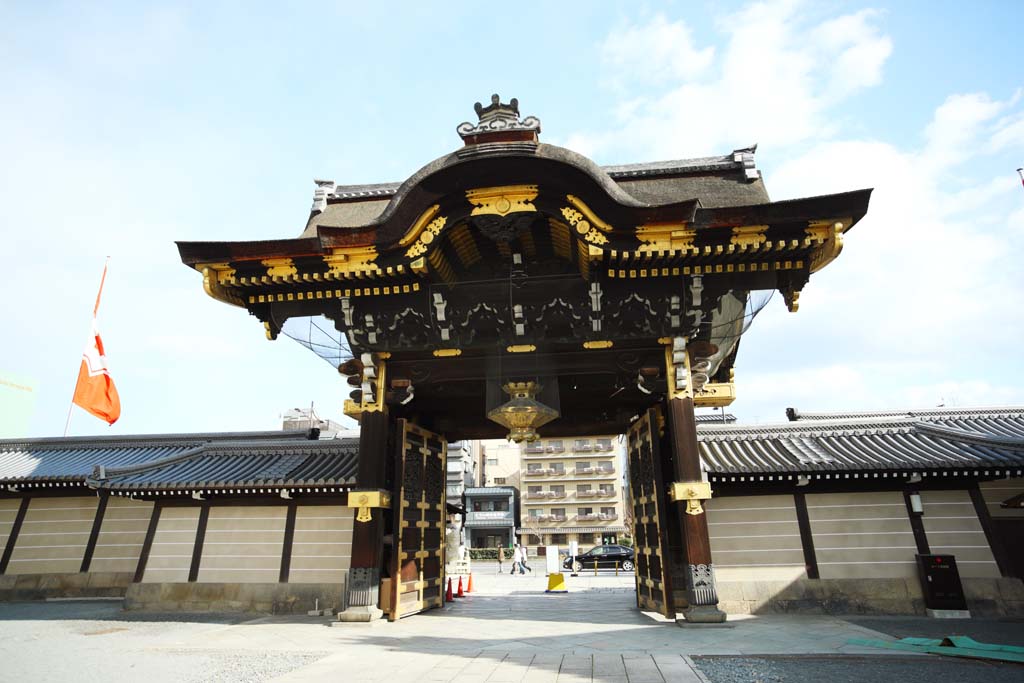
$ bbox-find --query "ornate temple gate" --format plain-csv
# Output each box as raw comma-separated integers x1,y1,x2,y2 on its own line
176,95,870,623
628,406,676,619
387,419,447,620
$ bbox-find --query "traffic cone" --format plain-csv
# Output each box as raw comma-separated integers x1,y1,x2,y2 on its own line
445,577,453,602
457,576,465,597
467,573,474,593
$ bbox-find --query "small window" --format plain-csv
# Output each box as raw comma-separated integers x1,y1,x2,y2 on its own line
576,461,590,470
529,509,542,518
596,438,612,449
551,508,566,518
599,484,614,493
549,440,563,450
550,463,565,473
574,439,591,450
487,457,498,465
528,486,542,494
577,484,592,492
494,477,506,485
601,507,615,515
550,485,565,494
528,463,542,472
578,507,593,516
552,534,567,545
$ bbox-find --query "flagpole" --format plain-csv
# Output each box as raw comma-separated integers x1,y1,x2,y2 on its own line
64,258,111,437
63,402,74,437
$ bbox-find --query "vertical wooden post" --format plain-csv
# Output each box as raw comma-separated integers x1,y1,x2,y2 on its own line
665,395,726,623
0,498,30,575
279,501,298,584
338,409,390,622
80,493,110,573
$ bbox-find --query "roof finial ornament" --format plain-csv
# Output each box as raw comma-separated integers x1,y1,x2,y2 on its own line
458,94,540,146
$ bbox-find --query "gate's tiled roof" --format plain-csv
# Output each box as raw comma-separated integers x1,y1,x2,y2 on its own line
698,407,1024,478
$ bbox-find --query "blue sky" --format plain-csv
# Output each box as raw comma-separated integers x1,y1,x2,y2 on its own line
1,1,1022,437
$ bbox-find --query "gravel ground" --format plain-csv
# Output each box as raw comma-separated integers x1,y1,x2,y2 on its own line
693,655,1024,683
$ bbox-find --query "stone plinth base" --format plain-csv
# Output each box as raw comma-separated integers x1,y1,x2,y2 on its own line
715,576,1024,616
0,572,132,601
336,605,383,622
124,581,346,615
927,608,971,619
679,605,728,623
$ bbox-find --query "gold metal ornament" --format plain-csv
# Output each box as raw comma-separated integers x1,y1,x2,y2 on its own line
486,381,559,443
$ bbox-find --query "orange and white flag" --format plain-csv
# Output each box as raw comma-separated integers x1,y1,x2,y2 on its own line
72,262,120,425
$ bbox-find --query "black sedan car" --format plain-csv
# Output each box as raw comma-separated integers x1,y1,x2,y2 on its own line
562,544,635,573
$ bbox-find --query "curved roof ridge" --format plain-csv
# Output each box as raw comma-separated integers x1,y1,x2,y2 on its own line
324,149,755,199
0,429,314,450
91,437,358,481
914,421,1024,451
787,405,1024,421
698,415,921,438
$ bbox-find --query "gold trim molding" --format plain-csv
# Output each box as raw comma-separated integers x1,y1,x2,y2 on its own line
201,266,245,308
694,381,736,407
506,344,537,353
405,215,448,259
807,218,849,273
668,481,712,516
432,348,462,357
346,490,392,523
730,225,768,249
466,185,538,216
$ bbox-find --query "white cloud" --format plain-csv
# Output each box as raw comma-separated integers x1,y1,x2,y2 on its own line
601,14,715,86
563,2,894,162
575,2,1024,419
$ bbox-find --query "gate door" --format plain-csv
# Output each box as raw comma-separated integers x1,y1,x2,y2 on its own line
627,406,675,619
388,419,447,620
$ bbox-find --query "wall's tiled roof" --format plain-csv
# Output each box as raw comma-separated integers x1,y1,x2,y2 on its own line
0,431,314,484
91,439,359,492
0,430,358,493
698,408,1024,477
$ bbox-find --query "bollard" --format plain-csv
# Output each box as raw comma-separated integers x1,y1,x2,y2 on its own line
615,561,619,576
594,562,598,576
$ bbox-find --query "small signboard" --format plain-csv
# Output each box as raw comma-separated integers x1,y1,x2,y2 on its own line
545,546,560,576
916,554,968,611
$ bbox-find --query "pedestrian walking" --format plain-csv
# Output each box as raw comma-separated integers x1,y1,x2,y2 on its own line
496,545,505,574
512,544,526,575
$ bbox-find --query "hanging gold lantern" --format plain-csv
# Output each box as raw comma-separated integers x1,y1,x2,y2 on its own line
486,381,559,443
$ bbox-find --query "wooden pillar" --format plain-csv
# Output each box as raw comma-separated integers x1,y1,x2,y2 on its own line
338,409,390,622
665,395,726,623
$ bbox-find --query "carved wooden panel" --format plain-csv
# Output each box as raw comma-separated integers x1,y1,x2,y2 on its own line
628,406,675,619
388,419,447,620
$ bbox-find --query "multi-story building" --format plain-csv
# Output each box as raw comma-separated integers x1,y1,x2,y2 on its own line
445,441,478,547
464,486,518,548
478,439,521,488
517,435,628,550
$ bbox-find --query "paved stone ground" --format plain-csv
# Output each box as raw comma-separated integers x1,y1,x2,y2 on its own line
0,572,1021,682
